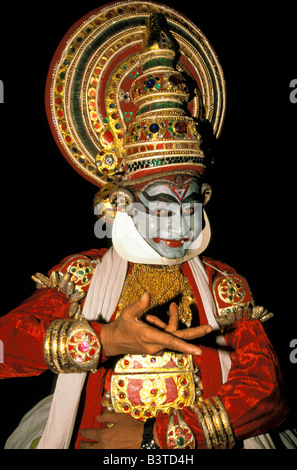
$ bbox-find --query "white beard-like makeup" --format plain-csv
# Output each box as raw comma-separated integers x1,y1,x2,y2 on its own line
112,179,211,265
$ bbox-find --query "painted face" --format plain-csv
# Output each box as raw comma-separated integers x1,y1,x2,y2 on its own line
132,178,203,259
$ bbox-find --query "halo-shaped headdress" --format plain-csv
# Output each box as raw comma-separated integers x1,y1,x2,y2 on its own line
46,1,226,192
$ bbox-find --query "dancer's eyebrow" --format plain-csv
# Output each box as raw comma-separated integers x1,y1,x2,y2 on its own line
141,192,178,203
182,192,201,203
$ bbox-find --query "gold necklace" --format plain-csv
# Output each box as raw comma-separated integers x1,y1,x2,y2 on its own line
116,264,195,327
133,265,181,307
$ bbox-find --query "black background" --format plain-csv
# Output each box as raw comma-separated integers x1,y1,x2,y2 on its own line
0,0,297,451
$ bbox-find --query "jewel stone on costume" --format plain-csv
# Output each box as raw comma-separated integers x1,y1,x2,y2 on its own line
43,317,101,374
149,123,159,133
166,411,196,449
212,273,255,327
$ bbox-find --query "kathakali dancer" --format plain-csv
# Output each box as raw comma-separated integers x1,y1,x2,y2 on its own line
1,1,296,449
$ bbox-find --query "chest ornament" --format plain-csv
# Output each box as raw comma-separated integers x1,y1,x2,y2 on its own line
107,263,201,421
116,263,196,327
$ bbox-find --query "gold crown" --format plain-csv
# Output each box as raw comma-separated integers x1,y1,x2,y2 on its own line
122,13,204,181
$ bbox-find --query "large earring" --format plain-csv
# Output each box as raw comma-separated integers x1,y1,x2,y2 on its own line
201,183,212,206
93,183,118,223
93,186,135,223
109,188,134,214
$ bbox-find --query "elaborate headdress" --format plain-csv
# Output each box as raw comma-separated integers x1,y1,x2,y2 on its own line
46,0,225,186
46,1,225,261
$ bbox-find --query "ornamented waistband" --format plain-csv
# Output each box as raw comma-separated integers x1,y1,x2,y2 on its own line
110,370,197,420
106,352,202,421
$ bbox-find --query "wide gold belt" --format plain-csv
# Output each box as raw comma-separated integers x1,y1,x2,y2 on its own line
110,352,197,421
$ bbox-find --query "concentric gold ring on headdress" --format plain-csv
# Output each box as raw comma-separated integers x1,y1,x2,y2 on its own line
46,1,226,188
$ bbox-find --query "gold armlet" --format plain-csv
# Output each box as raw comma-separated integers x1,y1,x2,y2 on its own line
192,396,235,449
211,272,274,329
166,410,195,449
215,304,274,329
32,256,100,320
43,316,101,374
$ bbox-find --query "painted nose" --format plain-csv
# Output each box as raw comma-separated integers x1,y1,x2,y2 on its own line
169,212,191,239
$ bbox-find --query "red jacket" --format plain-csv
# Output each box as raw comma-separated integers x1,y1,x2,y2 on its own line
0,248,290,448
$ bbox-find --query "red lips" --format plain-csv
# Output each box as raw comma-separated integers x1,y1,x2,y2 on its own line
153,237,191,247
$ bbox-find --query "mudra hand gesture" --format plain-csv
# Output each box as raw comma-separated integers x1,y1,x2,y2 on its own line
79,293,211,449
101,292,212,357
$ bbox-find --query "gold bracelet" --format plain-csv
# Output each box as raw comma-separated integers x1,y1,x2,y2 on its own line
192,404,213,449
57,320,75,372
198,400,220,448
43,317,101,373
205,398,228,449
191,397,235,449
51,320,66,373
65,317,101,372
44,320,62,373
44,320,75,373
211,396,235,449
